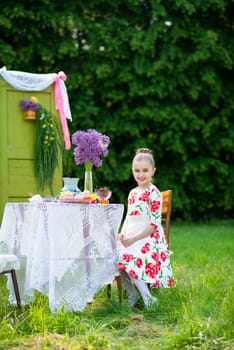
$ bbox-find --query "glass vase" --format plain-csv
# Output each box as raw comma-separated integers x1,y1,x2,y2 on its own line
62,177,81,194
84,163,93,193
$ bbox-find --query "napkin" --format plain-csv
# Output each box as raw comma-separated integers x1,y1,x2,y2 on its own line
28,194,43,203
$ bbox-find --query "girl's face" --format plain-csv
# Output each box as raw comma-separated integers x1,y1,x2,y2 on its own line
132,160,156,189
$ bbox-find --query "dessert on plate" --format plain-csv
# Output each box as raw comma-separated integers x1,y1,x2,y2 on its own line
60,191,74,199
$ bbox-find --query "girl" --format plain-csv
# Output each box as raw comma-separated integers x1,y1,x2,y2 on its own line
117,148,174,306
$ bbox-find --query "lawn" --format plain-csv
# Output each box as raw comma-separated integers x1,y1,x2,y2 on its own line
0,220,233,349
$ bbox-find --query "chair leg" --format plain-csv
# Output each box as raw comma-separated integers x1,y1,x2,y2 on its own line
106,277,122,302
107,284,111,299
115,276,122,302
10,270,21,310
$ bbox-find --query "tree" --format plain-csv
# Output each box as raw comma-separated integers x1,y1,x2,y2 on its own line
1,0,233,219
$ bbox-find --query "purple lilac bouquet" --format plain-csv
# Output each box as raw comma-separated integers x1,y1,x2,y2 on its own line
19,96,40,111
72,129,110,167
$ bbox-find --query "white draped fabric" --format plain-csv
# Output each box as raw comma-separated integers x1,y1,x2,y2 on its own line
0,66,56,91
0,66,72,120
0,66,72,149
0,202,124,312
0,254,20,272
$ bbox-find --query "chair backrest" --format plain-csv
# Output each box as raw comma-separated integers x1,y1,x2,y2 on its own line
161,190,173,245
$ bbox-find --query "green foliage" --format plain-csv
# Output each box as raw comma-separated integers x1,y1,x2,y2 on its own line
0,0,233,219
35,105,63,195
0,221,233,349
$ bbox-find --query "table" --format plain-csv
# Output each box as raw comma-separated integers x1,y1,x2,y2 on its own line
0,202,124,312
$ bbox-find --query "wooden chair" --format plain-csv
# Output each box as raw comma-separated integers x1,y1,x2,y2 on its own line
0,254,21,309
161,189,173,245
107,189,173,301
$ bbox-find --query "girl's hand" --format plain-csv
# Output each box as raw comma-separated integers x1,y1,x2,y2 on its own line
118,234,125,241
121,236,135,248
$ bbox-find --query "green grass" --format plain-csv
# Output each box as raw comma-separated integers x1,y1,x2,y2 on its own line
0,220,233,349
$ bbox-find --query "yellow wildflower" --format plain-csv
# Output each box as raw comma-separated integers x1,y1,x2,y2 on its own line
31,96,39,103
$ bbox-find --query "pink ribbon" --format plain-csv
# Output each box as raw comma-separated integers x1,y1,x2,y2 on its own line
54,71,71,150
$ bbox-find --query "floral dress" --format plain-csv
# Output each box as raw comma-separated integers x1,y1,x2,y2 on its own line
117,184,175,288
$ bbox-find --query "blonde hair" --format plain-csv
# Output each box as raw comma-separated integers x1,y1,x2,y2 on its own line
132,148,155,167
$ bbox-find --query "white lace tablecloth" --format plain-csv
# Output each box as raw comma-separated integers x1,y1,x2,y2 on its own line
0,202,124,312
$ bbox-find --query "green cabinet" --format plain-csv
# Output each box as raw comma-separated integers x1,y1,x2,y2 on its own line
0,77,63,221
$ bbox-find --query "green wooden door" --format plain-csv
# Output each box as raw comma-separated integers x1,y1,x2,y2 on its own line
0,77,63,221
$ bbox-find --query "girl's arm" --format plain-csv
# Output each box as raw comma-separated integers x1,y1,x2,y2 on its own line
120,224,154,247
121,186,162,248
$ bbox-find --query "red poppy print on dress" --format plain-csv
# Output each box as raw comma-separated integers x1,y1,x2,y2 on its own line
150,200,160,212
141,242,150,254
150,223,158,230
117,262,126,271
129,270,139,279
155,230,160,243
139,191,150,202
145,262,158,278
156,260,161,271
155,226,160,235
136,257,143,268
122,254,134,262
130,210,140,216
151,252,159,262
150,224,159,239
151,280,160,288
129,191,137,204
160,252,167,262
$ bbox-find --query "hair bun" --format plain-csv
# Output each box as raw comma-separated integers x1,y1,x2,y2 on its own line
133,148,155,167
136,148,153,155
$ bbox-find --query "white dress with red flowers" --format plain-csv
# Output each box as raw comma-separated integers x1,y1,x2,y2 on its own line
117,184,174,288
